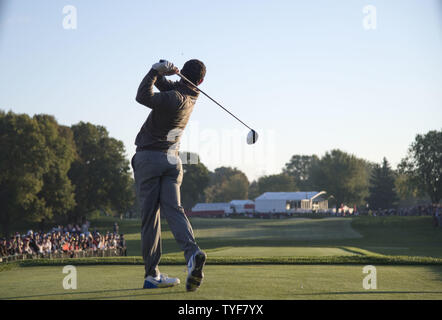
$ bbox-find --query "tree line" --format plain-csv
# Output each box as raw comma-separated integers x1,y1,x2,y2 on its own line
1,110,440,235
0,111,135,236
181,129,442,211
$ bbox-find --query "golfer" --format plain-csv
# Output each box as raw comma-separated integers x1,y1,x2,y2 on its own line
131,59,207,291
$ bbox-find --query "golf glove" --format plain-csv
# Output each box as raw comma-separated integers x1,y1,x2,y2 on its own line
152,60,177,75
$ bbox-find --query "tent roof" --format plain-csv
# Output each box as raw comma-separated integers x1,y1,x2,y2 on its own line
192,203,229,211
229,200,254,205
255,191,326,201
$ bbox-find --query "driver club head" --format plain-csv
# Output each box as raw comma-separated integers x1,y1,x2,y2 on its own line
247,129,258,145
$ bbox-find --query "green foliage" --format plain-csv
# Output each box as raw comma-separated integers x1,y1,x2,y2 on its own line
249,173,297,199
0,111,137,235
0,111,76,235
204,167,249,202
283,154,319,190
310,149,370,207
217,173,249,201
399,129,442,203
366,157,398,209
180,152,210,210
68,122,135,221
394,172,428,206
34,118,77,223
248,180,260,200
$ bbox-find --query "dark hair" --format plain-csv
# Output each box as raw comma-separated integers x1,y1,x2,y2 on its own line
181,59,206,86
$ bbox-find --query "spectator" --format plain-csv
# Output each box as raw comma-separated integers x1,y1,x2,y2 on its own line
0,223,127,259
81,217,90,234
119,234,127,256
0,239,7,256
22,238,33,254
434,205,441,227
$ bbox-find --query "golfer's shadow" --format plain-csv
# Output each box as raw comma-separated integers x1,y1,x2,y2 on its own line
1,288,179,300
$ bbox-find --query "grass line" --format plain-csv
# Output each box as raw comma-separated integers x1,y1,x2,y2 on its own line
1,253,442,271
338,246,382,256
0,262,20,273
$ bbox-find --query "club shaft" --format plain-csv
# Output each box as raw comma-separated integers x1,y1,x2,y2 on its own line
177,73,253,131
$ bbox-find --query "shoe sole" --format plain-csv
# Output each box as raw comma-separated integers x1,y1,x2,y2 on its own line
186,252,206,292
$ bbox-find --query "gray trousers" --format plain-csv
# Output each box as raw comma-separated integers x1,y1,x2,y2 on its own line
132,150,200,278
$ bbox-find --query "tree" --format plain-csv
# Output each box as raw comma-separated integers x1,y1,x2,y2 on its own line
204,167,249,202
0,112,76,235
248,181,260,200
68,122,134,221
310,149,370,207
366,157,398,209
214,173,249,202
250,173,297,199
399,129,442,203
207,167,245,186
33,117,77,225
180,152,210,210
283,154,319,190
395,172,428,206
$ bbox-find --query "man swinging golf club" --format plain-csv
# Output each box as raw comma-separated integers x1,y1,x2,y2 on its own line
132,59,207,291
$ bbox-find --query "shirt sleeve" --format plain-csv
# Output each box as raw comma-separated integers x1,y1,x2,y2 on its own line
135,69,183,110
155,75,176,92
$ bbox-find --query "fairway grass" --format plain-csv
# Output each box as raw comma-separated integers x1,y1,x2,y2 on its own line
205,246,356,257
2,216,441,300
191,218,363,241
106,216,442,258
121,217,364,257
1,265,441,300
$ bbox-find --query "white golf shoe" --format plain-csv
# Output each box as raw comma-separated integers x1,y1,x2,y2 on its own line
186,250,207,292
143,274,180,289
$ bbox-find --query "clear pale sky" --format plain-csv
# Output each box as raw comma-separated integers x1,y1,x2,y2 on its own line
1,0,441,181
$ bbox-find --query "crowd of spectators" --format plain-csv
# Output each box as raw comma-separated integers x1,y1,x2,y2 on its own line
0,221,127,259
366,204,441,217
282,203,442,225
365,204,442,227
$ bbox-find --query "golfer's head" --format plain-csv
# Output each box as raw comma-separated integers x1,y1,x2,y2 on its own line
181,59,206,86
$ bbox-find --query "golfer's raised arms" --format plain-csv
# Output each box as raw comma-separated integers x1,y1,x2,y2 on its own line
135,68,182,110
155,74,176,92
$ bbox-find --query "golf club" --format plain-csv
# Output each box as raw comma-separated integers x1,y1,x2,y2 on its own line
160,61,258,144
177,72,258,144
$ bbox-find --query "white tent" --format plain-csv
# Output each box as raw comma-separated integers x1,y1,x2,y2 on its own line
254,191,328,214
226,200,255,215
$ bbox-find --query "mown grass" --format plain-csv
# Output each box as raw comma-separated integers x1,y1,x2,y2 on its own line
2,216,442,300
89,215,441,258
108,217,365,257
1,265,442,300
2,216,441,272
2,249,442,271
350,216,442,257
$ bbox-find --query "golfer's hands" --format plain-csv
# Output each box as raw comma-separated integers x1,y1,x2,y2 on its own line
152,60,179,76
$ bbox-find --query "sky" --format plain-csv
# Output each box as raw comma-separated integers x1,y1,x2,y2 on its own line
0,0,441,181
